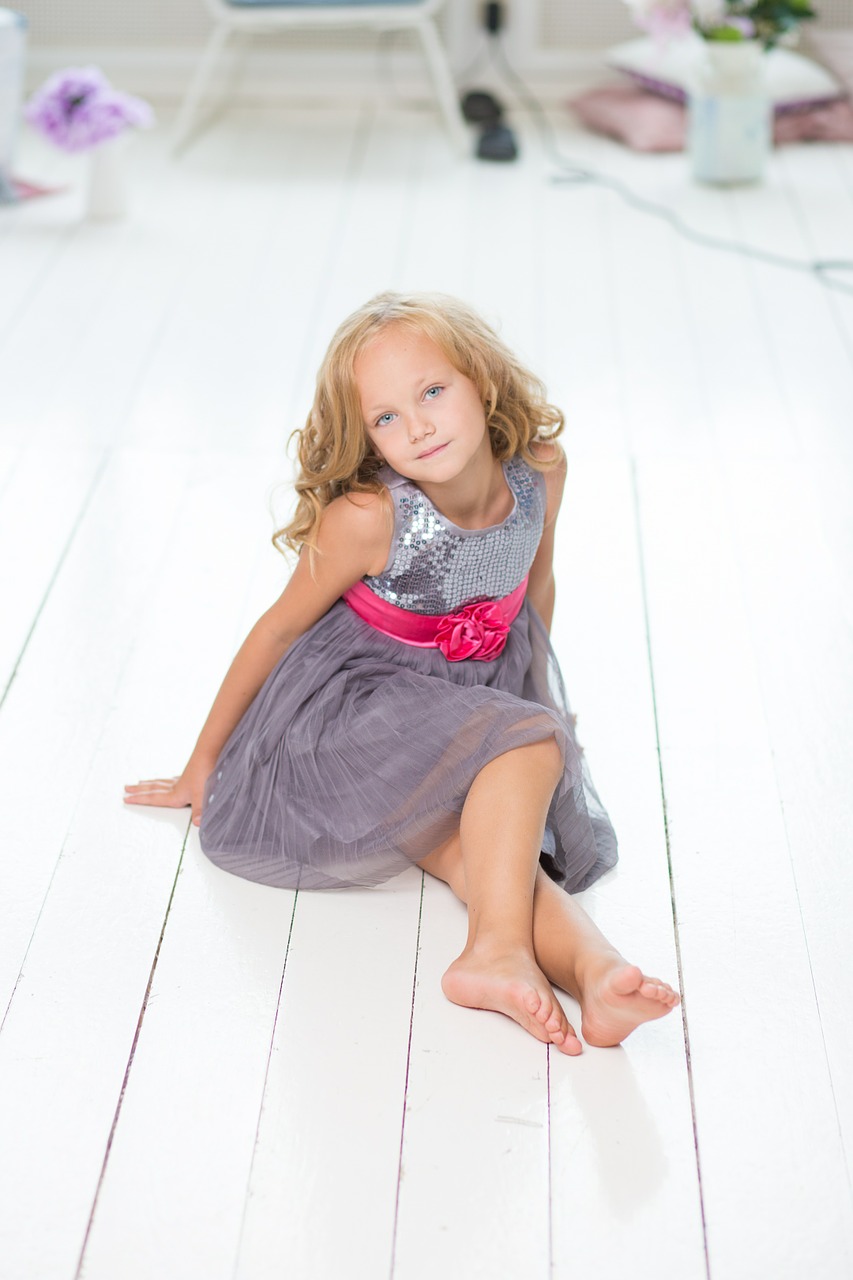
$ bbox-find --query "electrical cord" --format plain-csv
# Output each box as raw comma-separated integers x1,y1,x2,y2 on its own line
485,30,853,298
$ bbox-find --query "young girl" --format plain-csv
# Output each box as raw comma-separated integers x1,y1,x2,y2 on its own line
124,291,680,1055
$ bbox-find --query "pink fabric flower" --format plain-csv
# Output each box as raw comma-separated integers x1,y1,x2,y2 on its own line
434,601,511,662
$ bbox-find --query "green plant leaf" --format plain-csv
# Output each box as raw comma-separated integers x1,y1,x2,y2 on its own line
706,24,748,40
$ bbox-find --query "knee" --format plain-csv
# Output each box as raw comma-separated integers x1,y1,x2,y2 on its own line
529,734,564,785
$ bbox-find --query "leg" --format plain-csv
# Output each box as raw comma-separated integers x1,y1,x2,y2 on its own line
420,833,680,1049
429,738,584,1056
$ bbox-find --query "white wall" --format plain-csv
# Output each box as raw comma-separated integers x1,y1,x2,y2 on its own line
9,0,647,102
13,0,851,103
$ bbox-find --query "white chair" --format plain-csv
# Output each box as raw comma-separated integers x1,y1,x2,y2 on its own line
173,0,467,153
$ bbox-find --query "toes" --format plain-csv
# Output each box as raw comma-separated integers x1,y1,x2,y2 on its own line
538,997,563,1029
610,964,645,997
524,985,571,1045
520,1016,552,1045
639,979,679,1003
539,995,566,1034
555,1018,581,1049
544,1003,570,1044
556,1026,583,1056
523,987,542,1015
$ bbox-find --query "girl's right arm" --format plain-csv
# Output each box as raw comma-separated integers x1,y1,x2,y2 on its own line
123,491,391,826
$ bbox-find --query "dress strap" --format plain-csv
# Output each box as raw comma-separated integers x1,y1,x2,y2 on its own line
342,577,528,662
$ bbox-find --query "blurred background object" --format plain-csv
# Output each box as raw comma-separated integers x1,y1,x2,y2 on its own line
171,0,467,154
0,7,26,201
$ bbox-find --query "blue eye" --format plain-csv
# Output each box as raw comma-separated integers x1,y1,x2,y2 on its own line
375,412,395,428
425,386,442,400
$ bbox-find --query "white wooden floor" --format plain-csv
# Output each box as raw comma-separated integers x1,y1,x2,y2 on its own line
2,96,853,1280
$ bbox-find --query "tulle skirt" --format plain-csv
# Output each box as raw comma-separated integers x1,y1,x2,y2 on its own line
199,598,618,892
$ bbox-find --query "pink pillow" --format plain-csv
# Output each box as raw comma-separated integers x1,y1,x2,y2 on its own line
568,86,683,152
567,85,853,152
774,100,853,142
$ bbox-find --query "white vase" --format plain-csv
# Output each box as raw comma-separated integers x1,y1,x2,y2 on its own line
86,134,129,219
686,41,772,185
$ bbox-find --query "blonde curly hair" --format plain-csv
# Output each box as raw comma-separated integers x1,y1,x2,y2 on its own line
275,291,564,557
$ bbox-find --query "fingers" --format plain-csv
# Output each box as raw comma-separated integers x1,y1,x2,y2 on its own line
123,793,186,808
123,777,188,808
124,778,180,790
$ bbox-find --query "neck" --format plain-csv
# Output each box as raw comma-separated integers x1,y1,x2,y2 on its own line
417,442,512,530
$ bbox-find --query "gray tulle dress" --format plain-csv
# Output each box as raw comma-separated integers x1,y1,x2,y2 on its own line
198,456,618,892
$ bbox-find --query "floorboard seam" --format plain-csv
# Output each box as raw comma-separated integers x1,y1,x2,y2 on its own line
629,454,711,1280
389,868,425,1279
0,446,111,714
717,463,853,1208
73,830,190,1279
0,837,66,1035
0,224,77,351
777,147,853,370
0,446,114,1035
546,1042,553,1277
231,888,300,1279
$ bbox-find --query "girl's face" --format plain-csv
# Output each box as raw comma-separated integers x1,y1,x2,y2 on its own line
354,326,491,485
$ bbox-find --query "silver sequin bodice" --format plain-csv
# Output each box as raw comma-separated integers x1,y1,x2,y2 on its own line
362,456,546,615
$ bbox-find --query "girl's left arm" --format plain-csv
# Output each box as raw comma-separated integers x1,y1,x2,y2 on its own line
526,441,567,634
124,490,391,825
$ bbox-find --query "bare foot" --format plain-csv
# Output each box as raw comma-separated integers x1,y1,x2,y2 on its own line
441,945,583,1055
580,962,681,1048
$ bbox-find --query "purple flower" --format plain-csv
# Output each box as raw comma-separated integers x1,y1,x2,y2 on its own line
25,67,153,153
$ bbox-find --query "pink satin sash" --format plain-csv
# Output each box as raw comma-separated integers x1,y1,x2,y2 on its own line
342,576,528,662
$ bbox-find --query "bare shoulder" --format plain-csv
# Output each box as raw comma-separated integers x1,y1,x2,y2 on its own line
529,439,566,526
319,487,393,577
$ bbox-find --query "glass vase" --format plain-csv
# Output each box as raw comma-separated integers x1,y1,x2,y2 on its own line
86,134,129,219
687,40,772,185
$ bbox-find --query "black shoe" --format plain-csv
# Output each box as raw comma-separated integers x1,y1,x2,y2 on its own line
461,89,504,126
476,123,518,162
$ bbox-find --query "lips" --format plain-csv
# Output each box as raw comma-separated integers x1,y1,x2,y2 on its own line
418,442,447,460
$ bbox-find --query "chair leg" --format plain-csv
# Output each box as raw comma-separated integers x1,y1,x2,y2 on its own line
226,31,253,107
173,23,232,155
414,18,469,154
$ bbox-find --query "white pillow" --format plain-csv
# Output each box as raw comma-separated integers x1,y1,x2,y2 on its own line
805,30,853,98
607,34,845,112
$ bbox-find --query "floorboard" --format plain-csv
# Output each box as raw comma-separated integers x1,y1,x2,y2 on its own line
0,445,105,695
637,456,853,1279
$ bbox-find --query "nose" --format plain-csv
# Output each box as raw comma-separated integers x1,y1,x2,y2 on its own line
408,411,435,443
